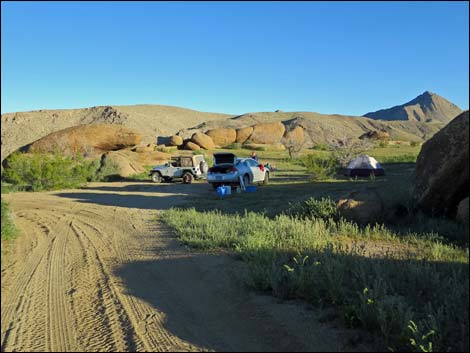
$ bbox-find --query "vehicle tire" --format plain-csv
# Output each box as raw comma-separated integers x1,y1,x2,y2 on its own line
182,172,194,184
243,174,250,187
151,172,162,183
262,172,269,185
211,183,219,190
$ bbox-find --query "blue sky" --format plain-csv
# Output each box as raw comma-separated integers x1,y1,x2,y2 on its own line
1,1,469,115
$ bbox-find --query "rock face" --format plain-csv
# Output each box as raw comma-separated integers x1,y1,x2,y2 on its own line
364,91,462,123
27,124,142,158
414,111,469,216
282,126,305,146
184,141,201,151
235,126,254,144
133,145,155,153
359,130,390,140
205,128,237,147
191,132,215,150
101,149,170,177
169,135,183,146
456,197,469,228
248,122,285,145
336,189,384,224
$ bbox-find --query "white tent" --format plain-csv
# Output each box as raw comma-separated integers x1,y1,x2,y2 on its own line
346,155,385,177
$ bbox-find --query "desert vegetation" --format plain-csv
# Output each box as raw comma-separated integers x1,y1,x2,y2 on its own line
162,136,468,352
2,151,120,191
163,203,468,352
1,199,18,241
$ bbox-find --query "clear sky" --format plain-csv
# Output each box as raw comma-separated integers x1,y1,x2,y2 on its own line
1,1,469,115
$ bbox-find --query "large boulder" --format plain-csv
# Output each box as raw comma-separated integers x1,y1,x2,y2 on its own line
456,197,469,228
248,122,285,145
336,189,384,224
206,128,237,147
236,126,254,144
101,149,170,177
282,126,305,146
191,133,215,150
184,141,201,151
359,130,390,141
133,145,155,153
27,124,142,158
169,135,184,146
414,111,469,216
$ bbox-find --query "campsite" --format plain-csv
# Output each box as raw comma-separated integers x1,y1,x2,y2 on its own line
1,1,469,353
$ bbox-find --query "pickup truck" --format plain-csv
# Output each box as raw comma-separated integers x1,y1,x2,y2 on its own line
207,152,269,189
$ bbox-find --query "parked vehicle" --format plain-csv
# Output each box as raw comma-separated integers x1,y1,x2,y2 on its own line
207,153,270,189
149,155,208,184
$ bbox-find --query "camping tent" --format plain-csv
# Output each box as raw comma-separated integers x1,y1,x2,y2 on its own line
346,155,385,177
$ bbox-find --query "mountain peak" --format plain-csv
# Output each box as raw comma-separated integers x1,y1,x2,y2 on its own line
364,91,462,123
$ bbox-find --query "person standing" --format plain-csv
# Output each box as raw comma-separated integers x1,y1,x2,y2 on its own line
251,151,258,161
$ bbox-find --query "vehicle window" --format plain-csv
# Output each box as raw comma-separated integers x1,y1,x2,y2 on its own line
247,159,257,167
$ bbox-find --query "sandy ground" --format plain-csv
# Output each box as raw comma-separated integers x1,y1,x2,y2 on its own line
1,182,362,352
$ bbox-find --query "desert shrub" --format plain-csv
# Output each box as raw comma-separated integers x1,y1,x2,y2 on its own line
380,154,418,163
329,137,373,168
410,141,420,147
163,208,469,352
94,157,121,181
3,152,100,191
226,143,242,150
300,154,339,180
156,146,173,153
1,199,19,241
286,197,338,221
378,141,388,148
312,143,330,151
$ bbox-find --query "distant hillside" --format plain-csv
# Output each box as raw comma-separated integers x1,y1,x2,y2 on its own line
1,97,457,162
364,91,462,123
179,111,445,148
1,105,230,162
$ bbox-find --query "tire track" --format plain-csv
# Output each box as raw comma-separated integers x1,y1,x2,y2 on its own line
2,183,352,352
68,221,141,352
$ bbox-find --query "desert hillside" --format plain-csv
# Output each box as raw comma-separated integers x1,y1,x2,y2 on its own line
364,91,462,122
180,111,445,147
1,93,460,162
1,105,230,162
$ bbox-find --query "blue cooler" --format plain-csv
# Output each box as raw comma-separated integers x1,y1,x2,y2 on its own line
216,185,231,197
216,186,226,197
246,185,257,192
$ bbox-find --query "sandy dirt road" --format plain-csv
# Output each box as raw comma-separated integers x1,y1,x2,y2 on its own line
1,182,358,352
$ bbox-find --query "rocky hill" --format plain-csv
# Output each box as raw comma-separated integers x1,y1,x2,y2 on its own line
178,111,445,148
1,105,230,162
364,91,462,123
1,93,462,162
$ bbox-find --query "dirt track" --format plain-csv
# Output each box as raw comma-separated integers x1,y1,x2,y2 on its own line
1,182,357,352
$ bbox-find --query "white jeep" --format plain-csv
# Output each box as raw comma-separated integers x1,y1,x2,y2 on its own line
149,155,208,184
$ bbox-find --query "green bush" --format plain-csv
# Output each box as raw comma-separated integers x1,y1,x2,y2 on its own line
286,197,338,221
300,154,340,180
226,142,242,150
3,152,100,191
378,141,388,148
1,199,19,241
312,143,330,151
380,154,418,163
163,208,469,352
95,157,122,181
